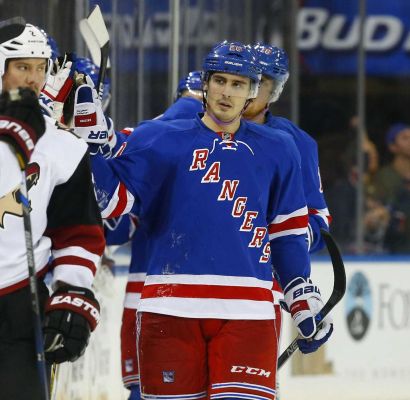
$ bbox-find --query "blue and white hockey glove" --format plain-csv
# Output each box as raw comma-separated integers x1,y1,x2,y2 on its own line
128,385,141,400
72,75,116,158
283,277,333,354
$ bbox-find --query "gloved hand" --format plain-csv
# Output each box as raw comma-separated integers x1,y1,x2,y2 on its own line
283,277,333,354
72,75,111,154
39,53,76,121
128,385,141,400
0,88,45,169
43,285,100,363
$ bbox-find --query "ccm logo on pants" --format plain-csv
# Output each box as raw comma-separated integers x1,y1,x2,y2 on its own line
231,366,271,377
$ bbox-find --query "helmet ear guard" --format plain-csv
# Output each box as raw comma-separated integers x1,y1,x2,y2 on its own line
253,43,289,103
269,71,289,103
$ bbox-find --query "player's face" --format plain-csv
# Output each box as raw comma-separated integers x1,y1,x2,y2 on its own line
390,129,410,159
205,73,250,121
243,76,273,119
2,58,47,97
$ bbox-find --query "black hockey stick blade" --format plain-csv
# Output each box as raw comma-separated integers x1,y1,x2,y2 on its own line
277,229,347,369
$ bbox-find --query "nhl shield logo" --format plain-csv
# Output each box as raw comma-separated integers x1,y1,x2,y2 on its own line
162,370,175,383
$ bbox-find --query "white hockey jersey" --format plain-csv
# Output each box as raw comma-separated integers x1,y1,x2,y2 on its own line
0,116,105,295
0,142,21,198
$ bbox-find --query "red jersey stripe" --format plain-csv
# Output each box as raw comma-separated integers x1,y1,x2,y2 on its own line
141,283,273,302
52,255,97,274
45,224,105,257
126,281,145,294
268,214,308,234
107,182,128,219
308,208,333,225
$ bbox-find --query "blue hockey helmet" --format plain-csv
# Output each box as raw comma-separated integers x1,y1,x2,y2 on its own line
202,40,261,99
253,43,289,103
176,70,203,99
74,56,111,111
47,35,60,61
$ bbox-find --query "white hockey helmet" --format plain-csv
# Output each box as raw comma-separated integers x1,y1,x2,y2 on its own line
0,22,52,91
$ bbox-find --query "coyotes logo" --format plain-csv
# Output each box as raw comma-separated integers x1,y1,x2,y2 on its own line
0,162,40,228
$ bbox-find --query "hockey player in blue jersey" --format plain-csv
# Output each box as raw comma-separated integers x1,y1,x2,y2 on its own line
158,70,203,121
243,44,331,253
89,40,333,399
241,43,333,397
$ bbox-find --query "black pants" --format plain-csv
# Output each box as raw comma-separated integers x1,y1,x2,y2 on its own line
0,280,51,400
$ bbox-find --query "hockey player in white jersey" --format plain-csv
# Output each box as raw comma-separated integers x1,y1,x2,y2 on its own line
0,88,46,197
87,40,333,399
0,21,105,400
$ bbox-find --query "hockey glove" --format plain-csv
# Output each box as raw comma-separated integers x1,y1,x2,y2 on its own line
0,88,45,169
283,277,333,354
72,76,112,155
39,53,76,121
43,285,100,363
128,385,141,400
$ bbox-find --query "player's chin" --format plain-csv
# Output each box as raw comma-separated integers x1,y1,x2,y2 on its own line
27,85,41,98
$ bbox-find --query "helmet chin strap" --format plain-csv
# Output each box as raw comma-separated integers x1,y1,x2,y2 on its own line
250,104,269,122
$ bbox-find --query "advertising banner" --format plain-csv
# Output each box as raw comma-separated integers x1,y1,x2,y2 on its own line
300,0,410,75
280,260,410,400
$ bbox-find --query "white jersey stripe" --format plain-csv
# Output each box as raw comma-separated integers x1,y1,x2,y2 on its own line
144,274,272,289
124,292,141,309
268,206,308,225
101,182,135,219
139,297,275,320
269,227,307,240
52,246,101,264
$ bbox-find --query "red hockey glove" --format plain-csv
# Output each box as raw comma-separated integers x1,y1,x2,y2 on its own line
39,53,75,121
0,88,45,169
43,285,100,363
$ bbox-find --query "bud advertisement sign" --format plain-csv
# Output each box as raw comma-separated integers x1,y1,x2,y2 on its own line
300,0,410,75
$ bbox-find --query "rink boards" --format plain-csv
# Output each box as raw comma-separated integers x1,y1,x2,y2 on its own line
53,254,410,400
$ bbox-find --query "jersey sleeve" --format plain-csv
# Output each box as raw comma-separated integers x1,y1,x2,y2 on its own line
45,152,105,290
104,207,139,246
267,133,310,288
91,122,171,219
300,138,332,253
270,117,332,254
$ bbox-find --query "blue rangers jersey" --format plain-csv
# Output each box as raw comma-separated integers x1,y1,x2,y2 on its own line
265,113,331,253
92,115,310,320
157,97,203,121
104,209,146,310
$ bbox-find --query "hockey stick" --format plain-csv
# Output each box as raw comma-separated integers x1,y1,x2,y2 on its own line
19,172,50,400
79,5,110,100
277,230,347,369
